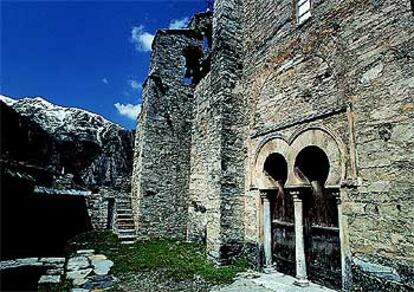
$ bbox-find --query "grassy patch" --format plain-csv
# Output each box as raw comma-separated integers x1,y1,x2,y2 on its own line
66,231,247,285
38,279,72,292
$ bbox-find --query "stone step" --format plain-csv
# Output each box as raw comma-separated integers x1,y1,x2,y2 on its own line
116,212,132,216
117,197,132,201
116,214,134,220
117,220,135,225
117,214,132,218
117,223,135,228
117,221,134,226
116,208,132,213
117,205,132,209
118,228,135,232
118,234,136,239
118,229,135,235
117,223,134,228
120,240,135,245
117,217,134,221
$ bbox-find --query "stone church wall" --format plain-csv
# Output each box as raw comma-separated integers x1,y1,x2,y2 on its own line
204,0,248,263
131,30,204,240
130,0,413,289
188,73,212,242
343,0,414,288
242,0,413,289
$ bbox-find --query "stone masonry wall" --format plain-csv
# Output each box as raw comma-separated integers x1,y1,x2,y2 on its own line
204,0,248,263
130,1,413,288
242,0,414,288
343,1,414,288
131,30,204,240
188,73,212,242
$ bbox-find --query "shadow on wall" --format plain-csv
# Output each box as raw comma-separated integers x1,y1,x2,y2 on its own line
1,174,93,260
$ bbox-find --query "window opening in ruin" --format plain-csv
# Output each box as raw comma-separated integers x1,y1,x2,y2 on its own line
297,0,311,25
183,46,209,85
294,146,329,185
202,36,210,55
183,76,193,85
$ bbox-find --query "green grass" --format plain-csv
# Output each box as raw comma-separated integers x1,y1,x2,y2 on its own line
38,279,72,292
66,231,247,285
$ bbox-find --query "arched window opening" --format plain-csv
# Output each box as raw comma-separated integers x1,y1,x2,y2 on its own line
182,45,210,85
294,146,330,185
263,153,288,186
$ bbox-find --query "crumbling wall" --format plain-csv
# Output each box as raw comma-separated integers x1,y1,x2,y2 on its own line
131,30,205,240
242,0,414,289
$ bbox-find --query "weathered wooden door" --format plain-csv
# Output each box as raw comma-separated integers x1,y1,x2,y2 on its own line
270,189,295,277
303,187,341,289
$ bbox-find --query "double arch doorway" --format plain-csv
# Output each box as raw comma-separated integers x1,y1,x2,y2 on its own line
255,129,346,290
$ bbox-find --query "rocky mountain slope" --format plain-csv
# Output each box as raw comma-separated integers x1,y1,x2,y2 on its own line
1,95,134,188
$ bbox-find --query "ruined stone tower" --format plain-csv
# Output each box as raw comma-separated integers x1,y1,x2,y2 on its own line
132,0,414,290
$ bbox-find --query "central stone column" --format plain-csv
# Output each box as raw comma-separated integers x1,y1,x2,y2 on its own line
261,192,272,272
291,190,309,287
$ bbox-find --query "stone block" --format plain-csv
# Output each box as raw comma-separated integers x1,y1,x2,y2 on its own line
66,268,93,280
91,259,114,276
38,275,61,284
354,258,401,282
67,256,90,271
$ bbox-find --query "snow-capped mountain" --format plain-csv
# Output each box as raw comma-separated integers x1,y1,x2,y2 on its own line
0,95,17,106
1,95,123,145
1,95,134,188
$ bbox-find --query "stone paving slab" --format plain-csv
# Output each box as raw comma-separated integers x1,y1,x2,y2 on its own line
67,256,90,271
38,275,61,284
212,272,337,292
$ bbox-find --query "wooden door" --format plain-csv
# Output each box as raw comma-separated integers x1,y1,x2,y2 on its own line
303,187,341,289
270,189,295,277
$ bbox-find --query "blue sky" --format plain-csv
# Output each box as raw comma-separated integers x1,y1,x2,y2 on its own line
1,0,207,129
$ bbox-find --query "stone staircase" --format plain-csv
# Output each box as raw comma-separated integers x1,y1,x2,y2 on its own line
115,196,136,245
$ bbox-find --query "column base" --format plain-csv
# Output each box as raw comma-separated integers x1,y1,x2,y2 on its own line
294,278,310,287
263,266,275,274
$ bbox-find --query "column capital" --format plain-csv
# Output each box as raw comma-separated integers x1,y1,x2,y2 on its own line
260,192,269,200
331,190,341,204
288,189,302,201
290,189,301,195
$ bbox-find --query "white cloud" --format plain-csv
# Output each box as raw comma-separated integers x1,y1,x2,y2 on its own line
130,25,154,52
128,79,142,90
102,78,109,84
114,102,141,120
169,17,189,29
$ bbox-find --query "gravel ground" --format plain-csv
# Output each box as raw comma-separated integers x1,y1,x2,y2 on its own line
109,271,337,292
109,270,218,292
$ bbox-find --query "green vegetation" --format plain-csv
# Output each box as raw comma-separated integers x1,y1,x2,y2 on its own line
38,280,72,292
66,231,247,285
